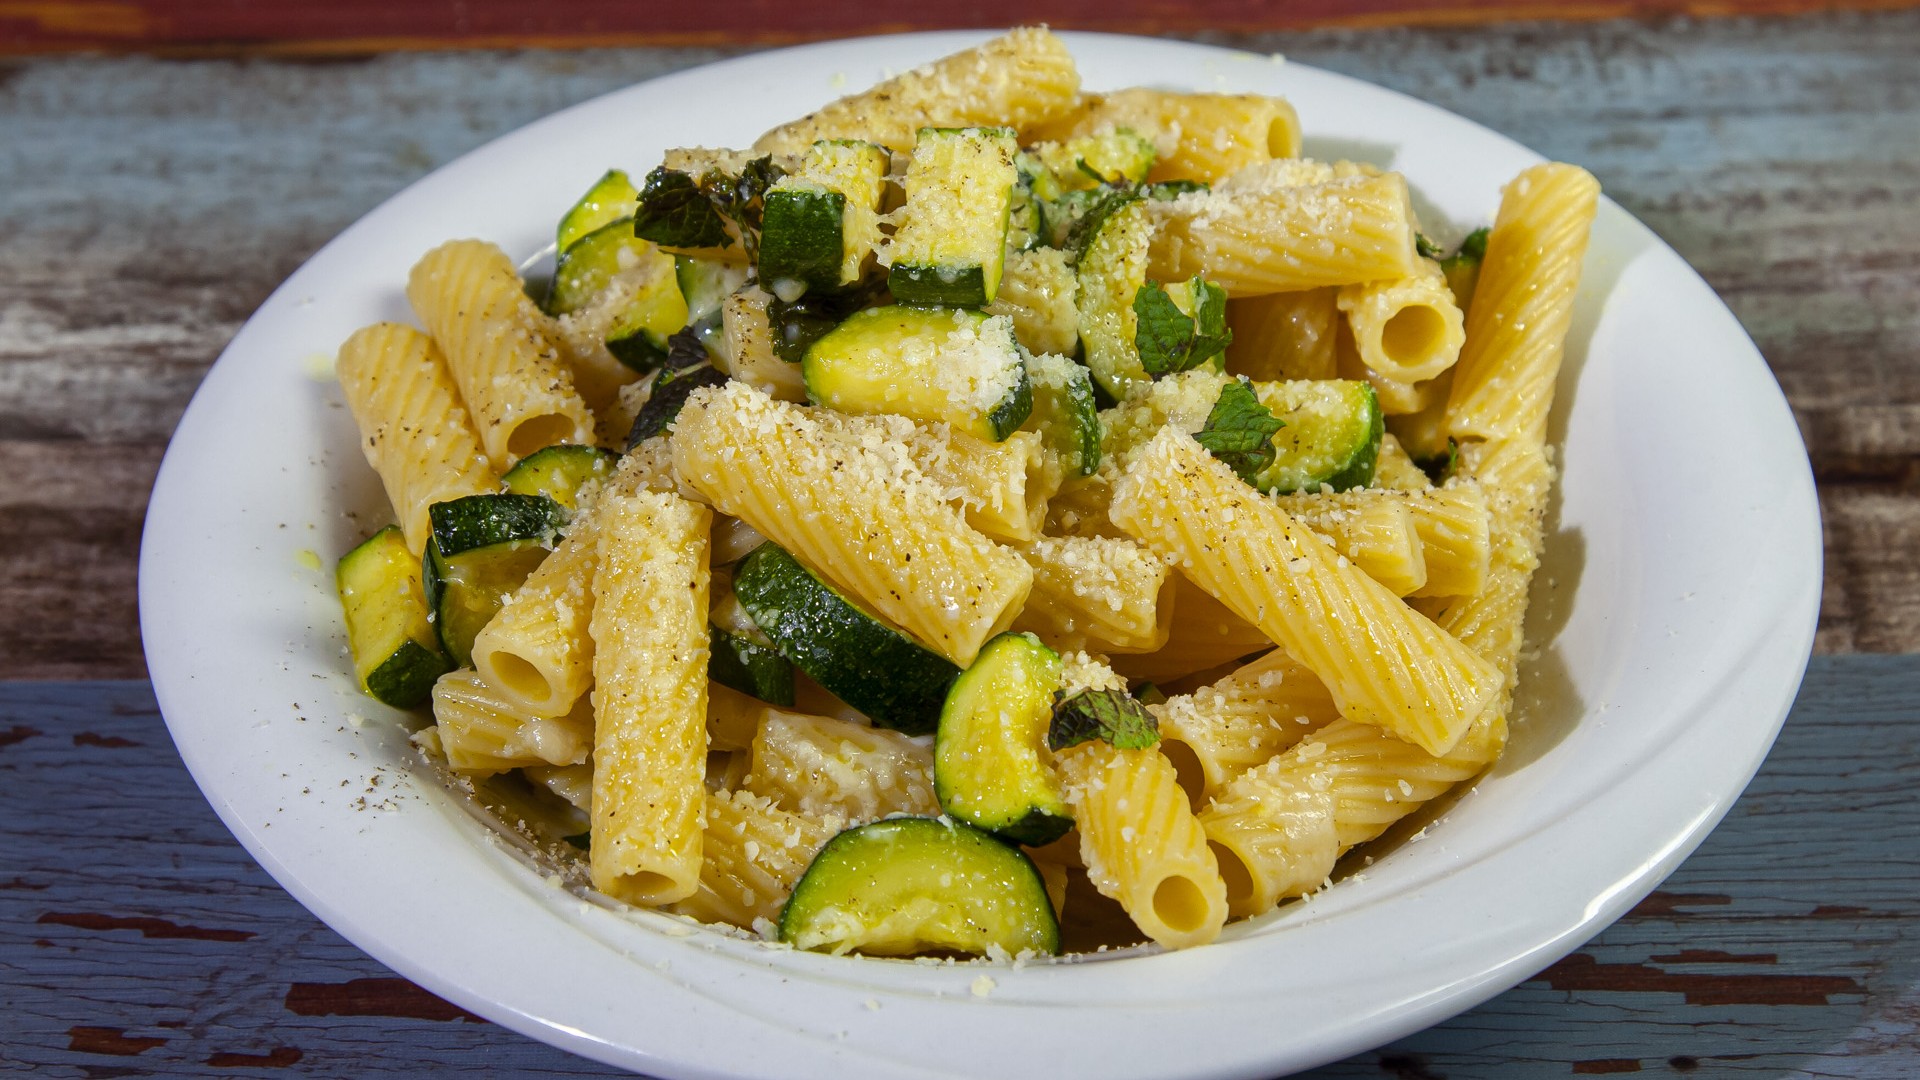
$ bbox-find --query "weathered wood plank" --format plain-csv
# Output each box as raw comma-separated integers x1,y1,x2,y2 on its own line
1,656,1914,1077
1,12,1916,677
3,0,1917,55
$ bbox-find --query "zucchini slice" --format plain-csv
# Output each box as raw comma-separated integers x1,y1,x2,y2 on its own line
934,632,1072,846
709,625,796,707
499,444,617,512
557,169,639,254
1007,150,1063,253
1251,379,1385,494
759,140,891,293
1074,195,1154,401
708,583,796,706
802,305,1032,441
336,526,451,708
779,816,1060,958
732,542,958,735
1022,352,1101,476
547,217,690,372
1034,129,1157,192
422,494,567,668
675,255,750,333
887,127,1019,307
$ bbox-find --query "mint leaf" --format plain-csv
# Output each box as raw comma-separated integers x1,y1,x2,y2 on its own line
633,167,731,249
1048,689,1158,751
1192,376,1285,485
1134,278,1234,377
1133,282,1194,376
1188,278,1232,364
1416,232,1443,259
1441,226,1491,271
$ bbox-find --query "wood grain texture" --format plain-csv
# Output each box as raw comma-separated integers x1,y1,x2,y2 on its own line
3,0,1918,54
1,12,1917,678
2,657,1914,1076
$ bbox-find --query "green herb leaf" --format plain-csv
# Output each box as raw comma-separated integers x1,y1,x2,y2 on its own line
701,155,787,262
1048,689,1159,751
625,363,729,449
1192,376,1285,485
662,328,710,372
1144,179,1207,200
633,167,732,249
1133,278,1234,377
1416,232,1443,260
1441,226,1491,271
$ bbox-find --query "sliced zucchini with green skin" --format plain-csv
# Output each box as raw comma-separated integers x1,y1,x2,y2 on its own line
732,542,959,735
802,305,1032,442
557,169,639,254
1075,196,1155,400
1035,128,1157,192
423,494,567,668
548,218,690,372
1251,379,1384,494
675,256,750,332
337,526,451,708
1007,151,1062,253
934,632,1072,846
887,127,1018,307
709,625,796,707
779,816,1060,958
1022,352,1101,476
760,140,890,292
500,444,617,512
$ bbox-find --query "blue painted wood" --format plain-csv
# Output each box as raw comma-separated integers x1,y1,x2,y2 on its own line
2,656,1915,1077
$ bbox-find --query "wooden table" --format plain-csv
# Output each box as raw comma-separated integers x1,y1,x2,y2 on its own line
4,7,1919,1076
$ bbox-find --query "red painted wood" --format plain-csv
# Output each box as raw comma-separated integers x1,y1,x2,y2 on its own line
3,0,1917,54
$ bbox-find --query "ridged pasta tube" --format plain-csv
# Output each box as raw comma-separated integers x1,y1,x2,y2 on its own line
1154,649,1341,805
1011,534,1173,654
745,708,939,823
1056,740,1229,950
1027,89,1302,183
1148,173,1419,296
900,425,1061,545
588,488,711,906
1275,486,1495,600
429,669,593,776
719,287,807,403
985,247,1080,357
334,323,497,553
669,381,1032,667
1338,258,1467,385
406,239,594,469
1225,288,1339,382
753,28,1080,153
1282,496,1427,597
469,509,600,719
1444,164,1601,446
1109,427,1502,757
667,790,844,930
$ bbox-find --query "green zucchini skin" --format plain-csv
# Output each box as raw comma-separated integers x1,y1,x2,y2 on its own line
422,494,567,668
557,169,639,254
758,186,848,292
547,217,689,372
779,816,1060,958
887,126,1017,308
1023,353,1102,476
500,444,617,512
731,543,958,735
674,256,749,332
1252,380,1385,494
336,526,450,708
708,624,796,707
801,305,1033,442
934,632,1072,847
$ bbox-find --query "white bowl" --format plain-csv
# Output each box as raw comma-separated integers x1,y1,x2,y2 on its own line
140,30,1821,1080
